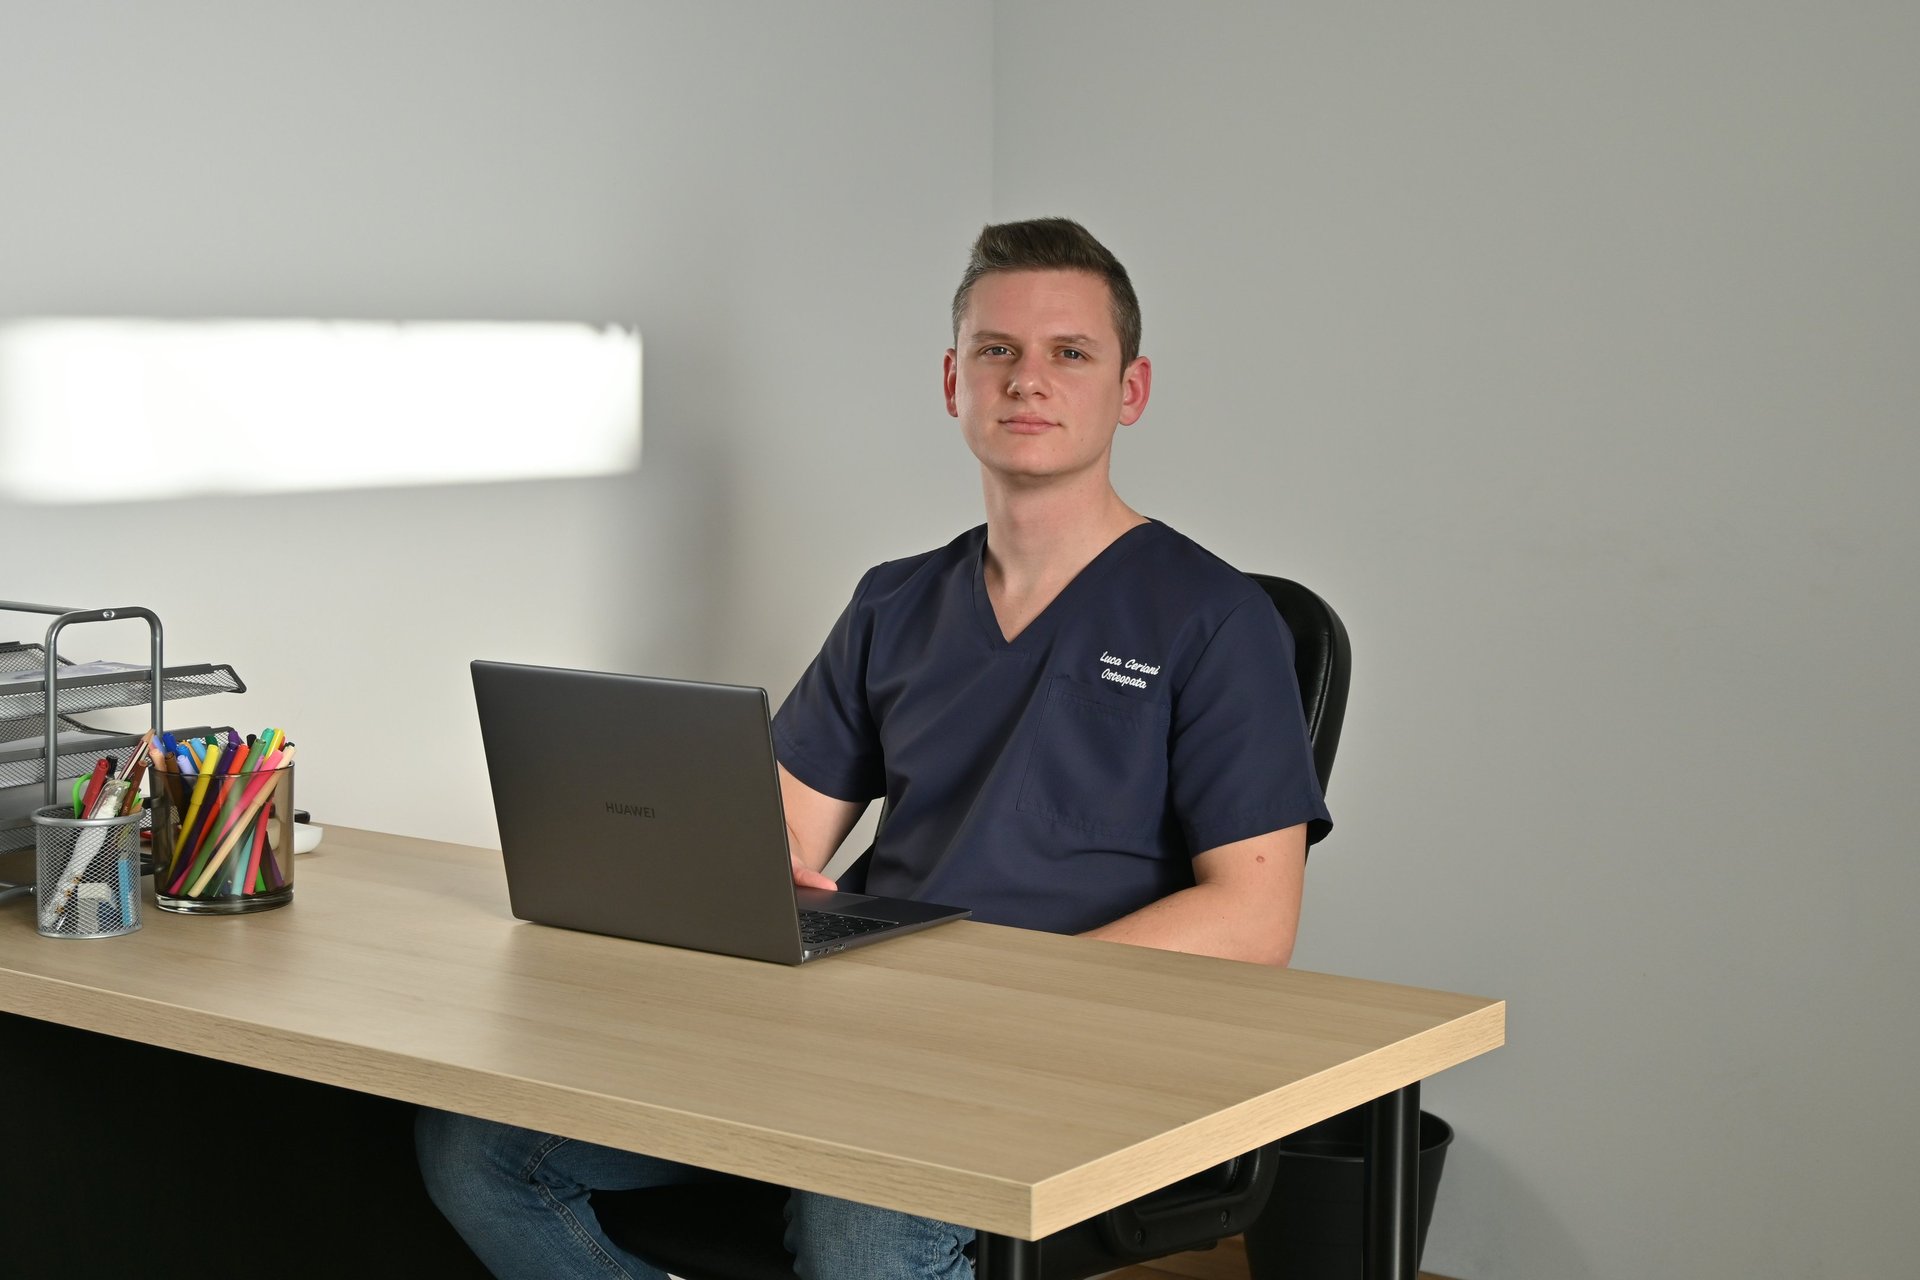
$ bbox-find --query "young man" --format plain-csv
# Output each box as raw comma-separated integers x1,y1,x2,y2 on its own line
418,218,1330,1280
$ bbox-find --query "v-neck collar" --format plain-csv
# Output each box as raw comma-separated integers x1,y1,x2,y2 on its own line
969,520,1160,651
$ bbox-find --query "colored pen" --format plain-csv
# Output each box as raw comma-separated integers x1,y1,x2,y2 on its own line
172,741,249,894
171,743,221,859
78,757,113,817
186,751,289,896
242,804,271,892
195,746,285,854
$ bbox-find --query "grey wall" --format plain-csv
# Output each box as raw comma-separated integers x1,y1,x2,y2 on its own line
993,2,1919,1277
5,2,1916,1277
1,0,991,847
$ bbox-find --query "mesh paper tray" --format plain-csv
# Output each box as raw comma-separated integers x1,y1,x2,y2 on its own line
0,724,225,850
0,641,56,677
0,643,246,721
0,713,89,745
0,724,226,792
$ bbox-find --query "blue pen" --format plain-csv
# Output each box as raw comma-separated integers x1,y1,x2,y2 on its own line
118,856,135,927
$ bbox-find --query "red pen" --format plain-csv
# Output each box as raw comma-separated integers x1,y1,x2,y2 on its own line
78,756,113,816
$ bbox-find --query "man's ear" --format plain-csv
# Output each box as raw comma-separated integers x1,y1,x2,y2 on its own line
1118,356,1152,426
943,349,960,418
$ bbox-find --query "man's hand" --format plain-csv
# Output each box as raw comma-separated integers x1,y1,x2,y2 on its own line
789,852,839,891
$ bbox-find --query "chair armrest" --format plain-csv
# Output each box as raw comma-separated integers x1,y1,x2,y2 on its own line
1091,1144,1278,1259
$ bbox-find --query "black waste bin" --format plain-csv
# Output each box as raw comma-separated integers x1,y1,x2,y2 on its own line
1244,1109,1452,1279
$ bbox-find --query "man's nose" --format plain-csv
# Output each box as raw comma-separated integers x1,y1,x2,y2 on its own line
1007,355,1047,396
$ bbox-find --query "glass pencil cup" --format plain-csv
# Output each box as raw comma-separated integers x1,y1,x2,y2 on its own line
32,804,144,939
151,762,295,914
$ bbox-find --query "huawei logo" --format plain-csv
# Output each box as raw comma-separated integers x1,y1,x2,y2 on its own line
606,802,657,819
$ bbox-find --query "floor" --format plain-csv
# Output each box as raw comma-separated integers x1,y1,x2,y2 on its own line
1100,1235,1454,1280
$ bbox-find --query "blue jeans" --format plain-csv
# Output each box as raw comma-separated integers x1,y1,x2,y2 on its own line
415,1108,975,1279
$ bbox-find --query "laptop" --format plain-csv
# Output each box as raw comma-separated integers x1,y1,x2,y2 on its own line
471,659,969,963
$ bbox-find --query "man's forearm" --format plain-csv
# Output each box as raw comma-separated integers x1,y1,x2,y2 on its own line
777,763,864,878
1081,881,1296,966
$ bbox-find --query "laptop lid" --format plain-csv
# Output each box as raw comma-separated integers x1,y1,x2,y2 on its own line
472,659,811,964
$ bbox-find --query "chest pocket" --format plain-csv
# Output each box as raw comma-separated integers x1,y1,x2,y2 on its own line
1017,676,1171,839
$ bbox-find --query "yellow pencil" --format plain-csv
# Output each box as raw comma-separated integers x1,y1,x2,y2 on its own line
171,743,223,859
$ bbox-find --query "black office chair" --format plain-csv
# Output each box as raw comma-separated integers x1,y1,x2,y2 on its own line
595,575,1351,1280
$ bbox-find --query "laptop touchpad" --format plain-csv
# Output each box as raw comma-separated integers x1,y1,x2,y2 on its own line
795,888,896,920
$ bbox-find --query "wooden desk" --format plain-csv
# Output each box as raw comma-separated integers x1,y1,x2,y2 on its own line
0,828,1503,1277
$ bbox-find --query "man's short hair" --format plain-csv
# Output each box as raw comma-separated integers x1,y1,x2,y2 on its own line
951,218,1142,372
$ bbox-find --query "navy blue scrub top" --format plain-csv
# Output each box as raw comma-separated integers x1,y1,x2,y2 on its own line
772,520,1331,935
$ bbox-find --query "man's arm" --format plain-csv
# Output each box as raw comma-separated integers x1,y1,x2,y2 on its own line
1080,823,1308,966
778,762,865,890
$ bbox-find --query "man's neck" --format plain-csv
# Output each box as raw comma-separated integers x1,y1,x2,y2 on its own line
978,471,1146,638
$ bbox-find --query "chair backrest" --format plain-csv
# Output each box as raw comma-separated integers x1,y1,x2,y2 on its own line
1244,574,1351,795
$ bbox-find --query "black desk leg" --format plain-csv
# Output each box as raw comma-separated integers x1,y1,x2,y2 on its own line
974,1232,1041,1279
1362,1082,1421,1280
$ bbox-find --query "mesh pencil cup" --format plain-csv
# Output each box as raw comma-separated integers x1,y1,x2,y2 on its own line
32,804,143,939
151,762,294,914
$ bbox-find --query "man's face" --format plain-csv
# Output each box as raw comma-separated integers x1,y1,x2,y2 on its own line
945,269,1151,487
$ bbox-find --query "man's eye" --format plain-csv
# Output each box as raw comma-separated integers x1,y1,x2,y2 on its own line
1060,348,1086,360
983,345,1012,357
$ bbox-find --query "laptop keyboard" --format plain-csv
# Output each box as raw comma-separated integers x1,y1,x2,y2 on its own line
798,909,896,946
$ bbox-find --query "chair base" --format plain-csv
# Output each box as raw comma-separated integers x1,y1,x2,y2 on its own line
599,1180,1238,1280
599,1179,798,1280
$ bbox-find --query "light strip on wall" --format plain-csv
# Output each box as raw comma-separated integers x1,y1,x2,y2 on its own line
0,319,642,502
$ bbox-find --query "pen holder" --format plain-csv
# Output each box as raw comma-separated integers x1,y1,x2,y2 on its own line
31,805,143,939
151,763,294,914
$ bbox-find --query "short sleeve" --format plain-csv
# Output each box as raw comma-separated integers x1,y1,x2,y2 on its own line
771,567,888,803
1169,594,1333,852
